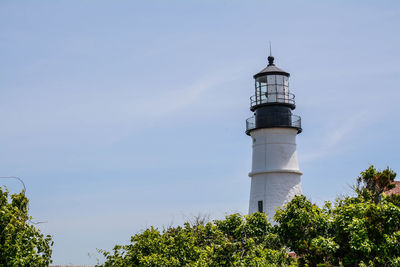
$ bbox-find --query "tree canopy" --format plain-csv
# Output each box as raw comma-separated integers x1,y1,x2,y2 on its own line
274,165,400,266
98,212,294,266
0,187,53,266
98,165,400,267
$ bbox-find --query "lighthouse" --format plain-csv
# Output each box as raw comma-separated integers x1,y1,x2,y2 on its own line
246,53,302,220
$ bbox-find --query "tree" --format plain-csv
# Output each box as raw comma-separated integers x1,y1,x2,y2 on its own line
332,194,400,266
0,187,53,266
274,195,337,266
275,165,400,266
98,213,294,266
356,165,397,204
98,165,400,266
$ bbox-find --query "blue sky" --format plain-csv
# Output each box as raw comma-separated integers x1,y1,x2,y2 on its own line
1,1,399,265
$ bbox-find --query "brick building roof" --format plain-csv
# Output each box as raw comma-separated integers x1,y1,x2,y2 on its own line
384,181,400,195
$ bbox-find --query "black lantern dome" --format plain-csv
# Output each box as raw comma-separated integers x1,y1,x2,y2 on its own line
253,56,290,79
246,55,302,135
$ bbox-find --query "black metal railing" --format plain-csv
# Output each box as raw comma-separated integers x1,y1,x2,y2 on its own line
250,92,295,109
245,114,302,134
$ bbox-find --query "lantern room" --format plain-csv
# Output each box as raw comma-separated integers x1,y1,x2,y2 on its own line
250,55,295,111
246,54,302,136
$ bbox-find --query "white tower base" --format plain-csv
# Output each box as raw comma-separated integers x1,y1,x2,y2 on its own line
248,128,302,221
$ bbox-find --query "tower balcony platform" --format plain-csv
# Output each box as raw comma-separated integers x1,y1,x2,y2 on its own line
250,92,295,111
246,114,302,135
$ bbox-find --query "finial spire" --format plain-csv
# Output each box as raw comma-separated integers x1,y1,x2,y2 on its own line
267,41,274,66
269,41,272,57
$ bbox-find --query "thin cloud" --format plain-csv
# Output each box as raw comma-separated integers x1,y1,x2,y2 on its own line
0,67,243,142
301,110,372,162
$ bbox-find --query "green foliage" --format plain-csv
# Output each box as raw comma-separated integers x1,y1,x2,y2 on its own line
332,195,400,266
98,213,294,267
356,165,397,203
98,165,400,266
276,165,400,266
274,195,337,265
0,187,53,266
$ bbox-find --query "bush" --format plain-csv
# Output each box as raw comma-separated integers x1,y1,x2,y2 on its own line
98,213,294,266
0,187,53,266
275,165,400,266
98,165,400,266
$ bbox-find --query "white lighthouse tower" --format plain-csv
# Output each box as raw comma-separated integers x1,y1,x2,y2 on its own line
246,53,302,220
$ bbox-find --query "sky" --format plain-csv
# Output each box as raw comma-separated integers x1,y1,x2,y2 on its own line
0,0,399,265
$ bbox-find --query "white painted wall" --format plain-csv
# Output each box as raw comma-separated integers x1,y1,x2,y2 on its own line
248,128,302,221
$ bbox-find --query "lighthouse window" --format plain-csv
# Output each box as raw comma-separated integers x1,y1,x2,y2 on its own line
276,75,283,84
258,200,263,213
284,76,289,86
254,74,291,106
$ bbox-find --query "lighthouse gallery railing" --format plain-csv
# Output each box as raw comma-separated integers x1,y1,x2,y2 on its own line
246,114,301,134
250,92,295,109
